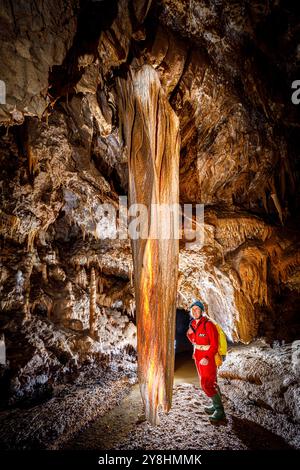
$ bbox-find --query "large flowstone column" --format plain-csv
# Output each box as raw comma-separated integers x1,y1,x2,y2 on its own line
117,64,180,424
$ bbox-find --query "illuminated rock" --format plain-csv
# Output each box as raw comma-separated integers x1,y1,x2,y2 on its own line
117,64,180,424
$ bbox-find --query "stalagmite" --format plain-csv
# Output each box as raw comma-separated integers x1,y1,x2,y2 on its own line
117,63,180,424
89,267,97,338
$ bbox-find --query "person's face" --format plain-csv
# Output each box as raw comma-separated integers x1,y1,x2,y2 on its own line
191,306,202,319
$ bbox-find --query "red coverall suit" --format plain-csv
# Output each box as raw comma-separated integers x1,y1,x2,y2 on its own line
186,316,219,397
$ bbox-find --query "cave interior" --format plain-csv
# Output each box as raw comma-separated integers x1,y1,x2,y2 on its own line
0,0,300,451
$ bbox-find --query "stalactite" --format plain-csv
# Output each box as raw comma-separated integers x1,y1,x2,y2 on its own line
89,267,97,338
214,216,272,252
129,298,135,317
42,264,48,282
117,63,180,424
26,144,38,176
270,249,300,285
76,267,88,289
0,211,20,240
270,191,284,225
97,259,104,293
97,256,103,271
82,226,86,242
98,275,104,294
0,333,6,366
10,215,21,239
238,246,269,307
75,261,80,272
23,253,34,321
129,263,133,287
27,229,38,252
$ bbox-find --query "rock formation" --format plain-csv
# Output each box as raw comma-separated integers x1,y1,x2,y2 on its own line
0,0,299,431
117,63,180,423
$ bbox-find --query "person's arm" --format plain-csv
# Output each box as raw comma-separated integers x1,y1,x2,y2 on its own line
186,324,196,344
205,321,219,357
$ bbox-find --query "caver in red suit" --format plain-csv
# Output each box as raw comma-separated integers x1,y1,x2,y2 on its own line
186,315,219,397
186,300,226,424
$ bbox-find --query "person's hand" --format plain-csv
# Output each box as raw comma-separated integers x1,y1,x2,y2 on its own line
187,328,193,335
199,357,209,366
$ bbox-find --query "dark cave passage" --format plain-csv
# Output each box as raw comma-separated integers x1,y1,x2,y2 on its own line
175,308,193,355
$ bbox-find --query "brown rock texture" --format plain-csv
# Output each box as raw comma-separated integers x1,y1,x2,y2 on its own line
0,0,79,123
117,62,180,423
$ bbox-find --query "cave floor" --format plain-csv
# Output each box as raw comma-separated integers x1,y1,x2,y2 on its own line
61,352,297,451
1,346,299,451
0,369,133,450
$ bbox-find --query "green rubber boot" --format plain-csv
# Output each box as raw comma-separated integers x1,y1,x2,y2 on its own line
209,393,226,424
204,399,215,415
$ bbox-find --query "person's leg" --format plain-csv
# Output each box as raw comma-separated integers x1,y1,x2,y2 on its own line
203,363,218,415
209,393,226,423
205,361,226,423
194,358,202,385
195,357,226,422
198,357,218,397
